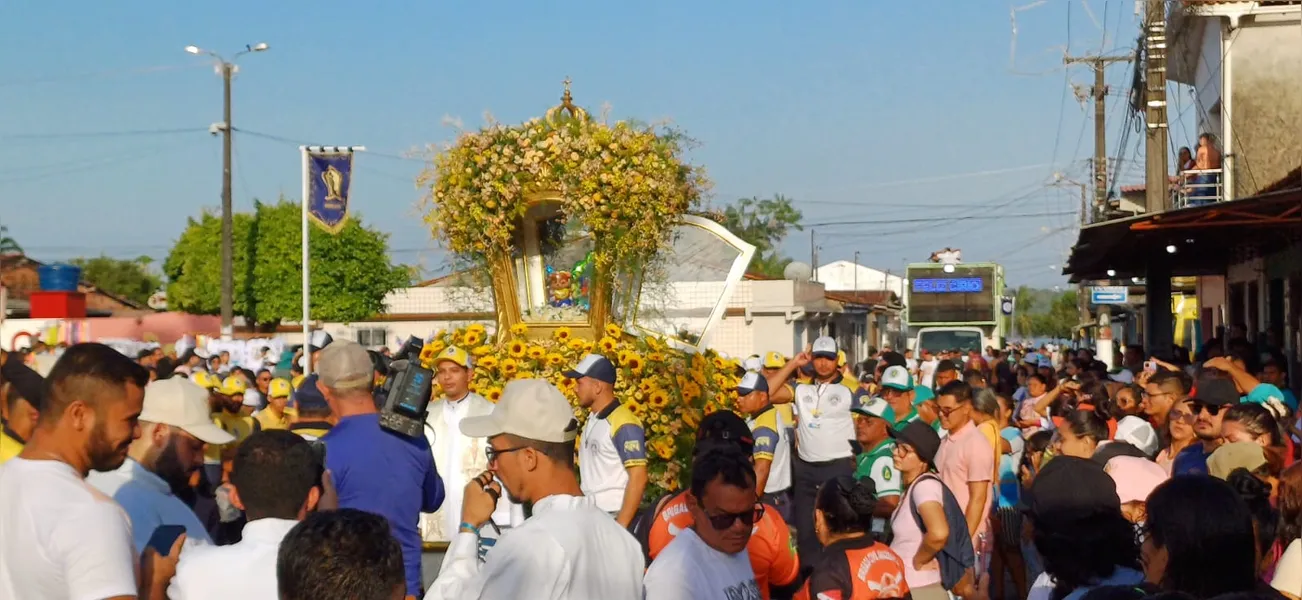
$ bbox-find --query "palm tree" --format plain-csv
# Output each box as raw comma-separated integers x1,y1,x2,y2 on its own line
0,224,21,256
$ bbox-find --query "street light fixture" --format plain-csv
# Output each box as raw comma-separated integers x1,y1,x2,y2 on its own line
186,42,270,340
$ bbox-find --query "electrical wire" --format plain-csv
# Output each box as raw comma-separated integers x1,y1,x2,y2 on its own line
805,211,1075,229
0,127,208,141
236,129,423,163
0,63,207,88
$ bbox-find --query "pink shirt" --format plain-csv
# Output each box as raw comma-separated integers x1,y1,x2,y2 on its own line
935,421,995,538
889,476,945,589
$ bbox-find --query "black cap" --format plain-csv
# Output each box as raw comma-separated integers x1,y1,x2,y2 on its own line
889,420,941,465
0,359,45,411
696,410,754,455
564,354,617,385
879,351,907,370
1190,377,1240,406
1022,456,1120,522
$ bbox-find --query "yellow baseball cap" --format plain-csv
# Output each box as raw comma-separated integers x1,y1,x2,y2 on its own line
838,350,847,367
268,378,292,398
219,376,248,397
190,371,219,390
762,352,786,369
434,346,472,369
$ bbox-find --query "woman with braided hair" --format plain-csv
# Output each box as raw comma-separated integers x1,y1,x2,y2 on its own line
796,476,912,600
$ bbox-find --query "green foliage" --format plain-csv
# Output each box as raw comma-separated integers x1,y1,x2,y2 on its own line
720,194,804,278
163,199,411,327
69,256,162,306
0,224,22,255
1012,286,1081,340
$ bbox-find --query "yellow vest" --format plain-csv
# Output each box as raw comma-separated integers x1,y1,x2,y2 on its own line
254,407,296,431
203,411,260,463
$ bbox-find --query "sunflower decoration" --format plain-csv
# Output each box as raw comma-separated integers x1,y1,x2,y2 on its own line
420,322,740,500
604,323,624,338
553,327,573,341
510,323,529,337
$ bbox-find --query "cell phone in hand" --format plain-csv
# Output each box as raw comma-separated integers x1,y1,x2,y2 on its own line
147,525,186,556
1144,360,1157,374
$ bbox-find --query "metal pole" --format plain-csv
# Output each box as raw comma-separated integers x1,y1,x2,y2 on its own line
220,62,234,340
299,145,366,374
853,250,860,290
1144,0,1170,214
810,229,818,281
301,146,311,374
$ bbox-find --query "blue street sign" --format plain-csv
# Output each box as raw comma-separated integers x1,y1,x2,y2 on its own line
1090,286,1129,305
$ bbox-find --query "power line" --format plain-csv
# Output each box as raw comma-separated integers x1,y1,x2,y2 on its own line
0,127,207,141
0,63,206,88
236,128,422,163
804,211,1075,229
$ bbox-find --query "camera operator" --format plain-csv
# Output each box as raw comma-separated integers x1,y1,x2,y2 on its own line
317,340,444,598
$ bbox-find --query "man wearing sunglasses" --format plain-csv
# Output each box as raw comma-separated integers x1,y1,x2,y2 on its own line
1172,378,1240,476
645,449,764,600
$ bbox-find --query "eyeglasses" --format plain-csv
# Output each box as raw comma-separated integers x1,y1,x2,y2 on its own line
938,404,965,417
1191,402,1224,417
1170,411,1196,425
1141,390,1170,399
892,444,914,457
485,446,527,464
701,503,764,530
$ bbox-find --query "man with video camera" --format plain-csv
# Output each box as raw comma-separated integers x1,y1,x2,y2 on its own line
316,340,445,598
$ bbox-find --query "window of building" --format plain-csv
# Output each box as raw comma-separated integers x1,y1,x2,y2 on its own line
356,328,388,348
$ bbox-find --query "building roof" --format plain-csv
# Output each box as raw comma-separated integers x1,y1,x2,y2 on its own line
824,290,904,309
0,254,150,311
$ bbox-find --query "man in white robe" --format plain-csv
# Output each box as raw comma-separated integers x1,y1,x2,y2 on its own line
420,346,523,554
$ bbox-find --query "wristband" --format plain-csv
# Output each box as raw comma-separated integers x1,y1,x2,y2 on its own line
459,522,480,536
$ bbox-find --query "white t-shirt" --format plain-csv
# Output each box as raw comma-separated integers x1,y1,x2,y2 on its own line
644,527,759,600
0,458,138,600
1273,539,1301,598
919,359,939,389
169,517,299,600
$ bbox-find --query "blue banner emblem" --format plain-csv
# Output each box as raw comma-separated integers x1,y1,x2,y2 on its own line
307,151,353,233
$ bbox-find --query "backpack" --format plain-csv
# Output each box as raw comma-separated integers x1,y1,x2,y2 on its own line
905,473,976,591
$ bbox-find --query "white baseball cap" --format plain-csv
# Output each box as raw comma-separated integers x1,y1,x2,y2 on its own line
139,378,236,445
1115,415,1159,457
811,336,838,358
880,365,914,391
459,379,579,444
852,396,892,420
1109,370,1135,384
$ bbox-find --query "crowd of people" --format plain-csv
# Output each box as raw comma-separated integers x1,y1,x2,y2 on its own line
0,330,1299,600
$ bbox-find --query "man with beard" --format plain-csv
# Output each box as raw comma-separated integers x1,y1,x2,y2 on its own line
90,376,236,552
0,343,181,599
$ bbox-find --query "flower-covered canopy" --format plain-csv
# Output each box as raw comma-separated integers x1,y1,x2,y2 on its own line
420,81,712,340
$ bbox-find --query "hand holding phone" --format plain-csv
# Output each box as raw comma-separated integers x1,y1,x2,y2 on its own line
146,525,187,557
1144,360,1157,374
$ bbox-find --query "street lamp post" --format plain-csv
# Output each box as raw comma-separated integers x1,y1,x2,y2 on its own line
186,42,269,340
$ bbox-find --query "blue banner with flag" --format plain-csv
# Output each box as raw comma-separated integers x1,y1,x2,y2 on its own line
307,151,354,233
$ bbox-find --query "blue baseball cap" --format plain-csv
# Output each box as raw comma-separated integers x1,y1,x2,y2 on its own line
564,354,617,385
737,371,769,395
293,374,330,412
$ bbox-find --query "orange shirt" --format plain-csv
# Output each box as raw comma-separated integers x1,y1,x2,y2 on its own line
648,493,799,599
796,536,910,600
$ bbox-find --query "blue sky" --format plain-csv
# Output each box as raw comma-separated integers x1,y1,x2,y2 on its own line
0,0,1185,288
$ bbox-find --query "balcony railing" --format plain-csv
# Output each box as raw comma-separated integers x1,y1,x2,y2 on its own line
1173,168,1224,208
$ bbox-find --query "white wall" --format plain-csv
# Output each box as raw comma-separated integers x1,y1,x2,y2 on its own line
815,261,906,296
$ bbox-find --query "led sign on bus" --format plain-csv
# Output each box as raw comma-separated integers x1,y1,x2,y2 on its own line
912,278,984,294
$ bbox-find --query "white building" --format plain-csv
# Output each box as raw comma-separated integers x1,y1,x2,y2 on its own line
318,274,902,366
814,260,907,297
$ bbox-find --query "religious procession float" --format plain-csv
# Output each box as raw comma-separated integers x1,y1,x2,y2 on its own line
416,82,756,497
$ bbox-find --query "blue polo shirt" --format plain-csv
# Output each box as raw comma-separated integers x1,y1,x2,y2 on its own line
1172,443,1214,476
324,413,445,597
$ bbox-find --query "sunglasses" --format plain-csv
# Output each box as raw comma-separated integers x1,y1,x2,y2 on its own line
701,503,764,530
1191,402,1224,417
938,404,966,417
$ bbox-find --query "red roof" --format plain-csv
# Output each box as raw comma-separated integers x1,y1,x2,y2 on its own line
824,290,902,307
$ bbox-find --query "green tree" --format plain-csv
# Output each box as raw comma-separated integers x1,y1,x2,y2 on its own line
1029,290,1081,340
0,223,21,255
163,199,412,329
1012,285,1037,339
69,256,162,306
720,194,804,278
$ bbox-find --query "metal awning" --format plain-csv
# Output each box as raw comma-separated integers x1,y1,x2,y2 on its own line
1063,188,1302,282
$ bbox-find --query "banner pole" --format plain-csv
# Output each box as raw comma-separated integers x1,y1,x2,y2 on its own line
300,146,312,374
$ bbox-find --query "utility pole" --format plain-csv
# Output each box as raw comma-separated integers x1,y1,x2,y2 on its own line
1064,53,1132,222
1063,51,1129,362
1144,0,1170,215
185,42,270,340
1143,0,1174,359
810,229,818,282
853,250,860,290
